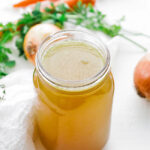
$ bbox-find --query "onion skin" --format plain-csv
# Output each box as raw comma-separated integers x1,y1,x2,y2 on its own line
134,54,150,100
23,23,60,65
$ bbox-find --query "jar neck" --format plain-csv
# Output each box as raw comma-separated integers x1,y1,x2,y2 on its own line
36,30,110,91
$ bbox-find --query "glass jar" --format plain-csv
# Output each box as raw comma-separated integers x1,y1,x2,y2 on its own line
33,30,114,150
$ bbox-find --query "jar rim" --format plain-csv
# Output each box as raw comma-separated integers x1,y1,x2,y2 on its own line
36,30,110,89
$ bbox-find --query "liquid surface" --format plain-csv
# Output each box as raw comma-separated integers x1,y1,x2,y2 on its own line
42,42,104,81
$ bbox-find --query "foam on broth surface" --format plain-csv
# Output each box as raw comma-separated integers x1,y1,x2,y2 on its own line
42,41,104,81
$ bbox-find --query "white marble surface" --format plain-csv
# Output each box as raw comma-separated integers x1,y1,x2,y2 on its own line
0,0,150,150
96,1,150,150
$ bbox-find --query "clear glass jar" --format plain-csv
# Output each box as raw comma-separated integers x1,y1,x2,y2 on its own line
33,30,114,150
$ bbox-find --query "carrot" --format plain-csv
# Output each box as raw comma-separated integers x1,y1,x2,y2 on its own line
13,0,95,8
13,0,45,8
64,0,95,7
82,0,95,5
0,32,2,38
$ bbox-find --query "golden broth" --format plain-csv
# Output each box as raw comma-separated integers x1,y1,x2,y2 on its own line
42,42,104,81
33,40,114,150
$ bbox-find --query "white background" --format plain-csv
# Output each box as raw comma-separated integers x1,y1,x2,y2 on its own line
0,0,150,150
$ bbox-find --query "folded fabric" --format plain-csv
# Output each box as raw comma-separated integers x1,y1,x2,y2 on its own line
0,69,36,150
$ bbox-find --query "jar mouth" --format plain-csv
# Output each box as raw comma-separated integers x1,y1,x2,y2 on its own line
36,30,110,89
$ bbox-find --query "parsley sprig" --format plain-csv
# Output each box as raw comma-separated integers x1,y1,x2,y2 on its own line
0,84,5,100
0,23,17,78
0,1,148,79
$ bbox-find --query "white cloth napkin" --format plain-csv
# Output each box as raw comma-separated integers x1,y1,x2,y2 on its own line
0,69,36,150
0,39,118,150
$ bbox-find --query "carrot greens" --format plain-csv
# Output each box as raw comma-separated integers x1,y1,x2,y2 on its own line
0,1,148,78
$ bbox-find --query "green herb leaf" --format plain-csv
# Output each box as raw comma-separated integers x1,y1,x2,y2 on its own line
0,71,7,79
15,37,24,56
0,84,6,100
5,60,16,68
34,2,41,11
56,3,69,13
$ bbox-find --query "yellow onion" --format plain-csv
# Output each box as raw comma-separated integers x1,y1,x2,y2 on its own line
23,23,60,64
134,53,150,100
